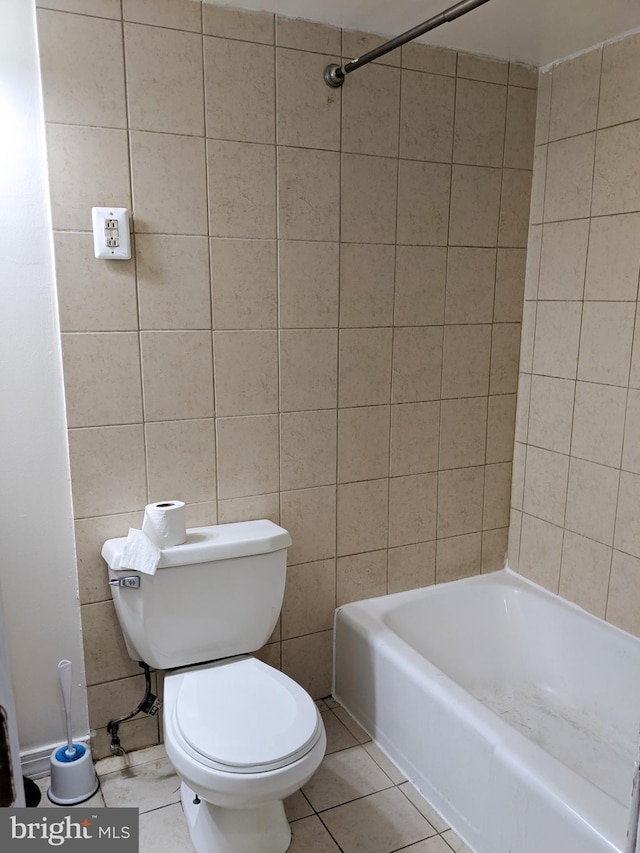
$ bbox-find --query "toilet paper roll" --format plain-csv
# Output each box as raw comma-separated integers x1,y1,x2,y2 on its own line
141,500,187,548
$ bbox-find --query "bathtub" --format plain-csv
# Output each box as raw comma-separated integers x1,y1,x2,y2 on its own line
333,569,640,853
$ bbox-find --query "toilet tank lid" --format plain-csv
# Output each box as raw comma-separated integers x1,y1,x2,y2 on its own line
101,519,292,570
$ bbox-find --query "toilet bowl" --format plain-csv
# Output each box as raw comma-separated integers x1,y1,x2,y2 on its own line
102,520,327,853
163,656,326,853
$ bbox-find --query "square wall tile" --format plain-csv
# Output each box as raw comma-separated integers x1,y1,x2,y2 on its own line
522,445,569,527
524,224,542,300
401,42,456,76
571,381,626,468
519,302,536,374
486,394,517,464
437,466,484,538
337,550,388,606
337,479,389,556
436,532,482,583
276,16,340,54
339,328,393,407
137,234,211,330
338,406,390,483
280,329,338,411
453,79,506,167
390,402,440,476
445,247,496,325
54,233,137,332
146,418,217,504
280,410,337,491
442,325,491,398
544,133,595,222
208,140,275,238
203,4,273,43
342,63,400,157
279,147,340,241
482,527,509,573
504,86,537,170
509,62,538,88
614,471,640,559
62,333,142,428
218,493,280,525
518,514,563,593
392,327,443,403
38,0,120,16
205,37,274,143
548,49,602,141
529,146,547,226
278,241,339,328
140,331,214,421
515,372,531,443
593,121,640,216
282,559,336,638
566,457,619,546
388,541,436,592
532,301,582,379
528,375,575,454
439,397,487,469
46,125,130,232
397,160,451,246
210,238,277,330
538,219,589,300
535,71,552,145
483,462,512,530
578,302,635,386
126,24,204,135
490,323,521,394
599,33,640,128
389,473,437,547
394,246,446,326
82,601,141,685
281,486,337,565
68,425,146,517
340,244,395,327
343,30,401,67
494,248,526,323
276,48,341,150
131,131,207,235
449,165,502,247
632,304,640,389
607,550,640,635
399,70,455,163
341,154,398,244
559,531,611,618
37,10,126,128
498,169,532,248
214,331,278,416
124,0,202,31
458,53,508,84
508,508,523,568
585,214,640,301
75,511,142,604
216,415,279,499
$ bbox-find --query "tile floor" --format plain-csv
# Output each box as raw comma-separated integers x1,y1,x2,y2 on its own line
35,698,472,853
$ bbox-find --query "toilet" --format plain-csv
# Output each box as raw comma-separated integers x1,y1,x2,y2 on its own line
101,520,326,853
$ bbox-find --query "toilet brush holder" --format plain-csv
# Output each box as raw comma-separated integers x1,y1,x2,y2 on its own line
48,743,99,805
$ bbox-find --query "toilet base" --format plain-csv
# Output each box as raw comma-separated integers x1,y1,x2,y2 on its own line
181,782,292,853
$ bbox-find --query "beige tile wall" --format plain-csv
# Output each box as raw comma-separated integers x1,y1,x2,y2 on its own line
511,32,640,636
36,0,535,756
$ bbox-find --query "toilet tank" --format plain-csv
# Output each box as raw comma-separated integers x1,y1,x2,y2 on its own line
101,520,291,669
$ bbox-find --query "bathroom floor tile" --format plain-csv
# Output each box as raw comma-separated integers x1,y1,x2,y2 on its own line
95,743,167,777
364,741,408,784
330,705,372,743
289,815,342,852
302,745,394,811
100,756,181,813
320,786,438,853
139,802,195,853
284,789,314,821
399,781,450,833
402,837,458,852
441,828,473,852
322,708,359,753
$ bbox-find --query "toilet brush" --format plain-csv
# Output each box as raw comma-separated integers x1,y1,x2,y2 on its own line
48,660,99,805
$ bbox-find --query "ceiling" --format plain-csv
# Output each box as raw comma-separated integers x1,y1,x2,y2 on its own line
204,0,640,67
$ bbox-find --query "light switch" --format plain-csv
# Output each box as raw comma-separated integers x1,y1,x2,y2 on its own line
91,207,131,260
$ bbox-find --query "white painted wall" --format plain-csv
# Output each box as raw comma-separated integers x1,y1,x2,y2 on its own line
0,0,89,774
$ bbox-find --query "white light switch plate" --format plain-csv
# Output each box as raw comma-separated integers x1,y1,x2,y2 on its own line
91,207,131,260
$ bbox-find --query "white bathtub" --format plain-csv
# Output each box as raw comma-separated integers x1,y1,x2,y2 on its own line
333,569,640,853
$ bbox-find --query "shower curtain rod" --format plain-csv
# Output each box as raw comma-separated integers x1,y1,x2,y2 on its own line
324,0,492,87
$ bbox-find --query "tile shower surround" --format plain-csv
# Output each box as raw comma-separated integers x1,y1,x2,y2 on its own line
36,0,535,757
510,32,640,639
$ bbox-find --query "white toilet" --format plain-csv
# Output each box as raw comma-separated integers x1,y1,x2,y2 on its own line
101,520,326,853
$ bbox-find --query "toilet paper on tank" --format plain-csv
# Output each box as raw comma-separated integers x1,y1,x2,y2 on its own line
120,528,161,575
141,500,187,548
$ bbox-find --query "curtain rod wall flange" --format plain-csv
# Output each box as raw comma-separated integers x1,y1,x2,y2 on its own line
324,0,492,87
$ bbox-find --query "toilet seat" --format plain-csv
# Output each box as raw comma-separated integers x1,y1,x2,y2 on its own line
174,657,323,774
